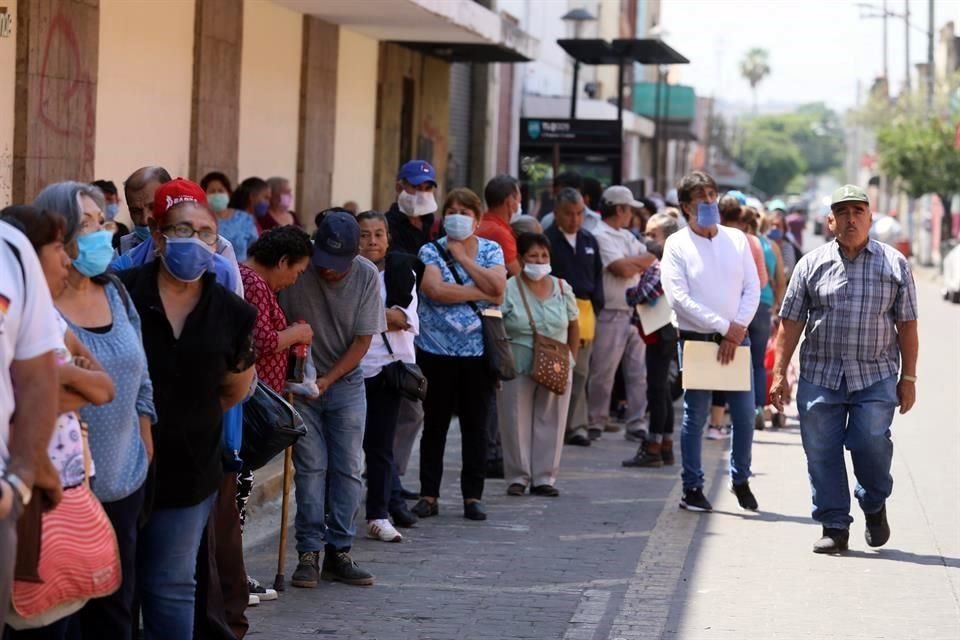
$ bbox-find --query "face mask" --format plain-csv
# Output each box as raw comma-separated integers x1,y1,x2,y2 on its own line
767,228,784,242
279,193,293,210
105,203,119,221
523,263,551,281
398,190,437,217
443,213,475,241
696,202,720,227
134,225,151,241
208,193,229,213
161,237,214,282
510,206,524,223
254,201,270,217
73,230,115,277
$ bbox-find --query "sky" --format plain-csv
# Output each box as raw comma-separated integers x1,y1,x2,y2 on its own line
660,0,960,112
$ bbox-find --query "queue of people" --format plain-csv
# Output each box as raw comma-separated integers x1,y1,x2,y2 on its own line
0,160,919,638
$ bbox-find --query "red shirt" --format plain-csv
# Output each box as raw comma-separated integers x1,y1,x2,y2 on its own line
240,264,288,393
476,213,517,265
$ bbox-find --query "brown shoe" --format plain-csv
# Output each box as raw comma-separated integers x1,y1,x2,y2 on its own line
661,440,675,465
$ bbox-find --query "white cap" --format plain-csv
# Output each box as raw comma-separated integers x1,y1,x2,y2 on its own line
601,185,642,208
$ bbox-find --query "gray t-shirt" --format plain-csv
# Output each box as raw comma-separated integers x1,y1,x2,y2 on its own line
279,256,386,376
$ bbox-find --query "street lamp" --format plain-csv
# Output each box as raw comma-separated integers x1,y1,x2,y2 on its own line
561,8,596,119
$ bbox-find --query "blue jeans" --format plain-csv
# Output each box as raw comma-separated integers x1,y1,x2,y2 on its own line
292,370,366,552
796,375,897,530
748,303,772,409
679,337,755,490
138,492,216,640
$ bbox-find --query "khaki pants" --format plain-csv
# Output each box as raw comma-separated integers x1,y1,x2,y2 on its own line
565,340,593,440
499,373,573,487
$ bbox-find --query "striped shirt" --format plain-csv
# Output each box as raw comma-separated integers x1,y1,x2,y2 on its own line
779,239,918,391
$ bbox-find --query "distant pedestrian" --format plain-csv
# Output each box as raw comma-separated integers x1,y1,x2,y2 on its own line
772,184,918,554
93,179,129,250
260,176,300,230
202,171,259,262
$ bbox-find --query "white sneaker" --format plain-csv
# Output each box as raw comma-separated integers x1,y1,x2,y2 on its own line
367,518,403,542
248,594,260,607
247,576,278,601
706,426,724,440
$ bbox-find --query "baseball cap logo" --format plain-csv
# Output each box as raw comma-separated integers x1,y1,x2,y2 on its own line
327,237,342,250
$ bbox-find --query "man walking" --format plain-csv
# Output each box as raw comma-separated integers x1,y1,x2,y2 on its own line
661,171,760,513
545,188,604,446
772,184,918,554
280,212,386,586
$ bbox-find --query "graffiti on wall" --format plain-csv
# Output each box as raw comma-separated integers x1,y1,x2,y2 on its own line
0,7,12,39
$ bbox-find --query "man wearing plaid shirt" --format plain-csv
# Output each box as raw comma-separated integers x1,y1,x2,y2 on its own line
772,184,919,555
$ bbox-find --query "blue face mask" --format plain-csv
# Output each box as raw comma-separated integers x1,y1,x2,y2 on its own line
73,230,115,277
134,225,151,241
696,202,720,227
443,214,475,241
161,237,214,282
105,203,120,221
254,201,270,217
767,228,784,242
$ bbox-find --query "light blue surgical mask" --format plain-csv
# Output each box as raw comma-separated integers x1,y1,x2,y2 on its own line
443,213,475,241
105,203,120,221
73,230,115,277
161,237,214,282
208,193,230,213
134,225,151,241
696,202,720,227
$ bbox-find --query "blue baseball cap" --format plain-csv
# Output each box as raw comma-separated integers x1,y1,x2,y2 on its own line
312,211,360,273
397,160,437,187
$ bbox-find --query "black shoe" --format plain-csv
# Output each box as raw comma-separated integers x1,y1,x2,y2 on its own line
754,411,766,431
864,505,890,547
399,487,420,500
485,459,505,479
731,481,759,511
566,434,591,447
587,427,603,441
506,483,526,496
530,484,560,497
813,527,850,554
679,487,713,512
464,501,487,520
389,504,419,528
411,498,438,518
290,551,320,588
321,550,374,586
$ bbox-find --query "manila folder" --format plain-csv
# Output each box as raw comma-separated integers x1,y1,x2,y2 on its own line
681,341,751,391
635,302,672,335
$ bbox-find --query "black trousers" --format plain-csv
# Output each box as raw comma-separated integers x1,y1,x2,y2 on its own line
646,337,678,436
363,371,402,520
418,351,494,501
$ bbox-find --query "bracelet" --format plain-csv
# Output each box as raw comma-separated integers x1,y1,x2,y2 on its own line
901,375,917,383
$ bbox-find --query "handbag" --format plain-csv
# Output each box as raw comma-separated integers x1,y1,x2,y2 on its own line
240,382,308,472
380,333,428,401
516,277,571,395
431,241,516,381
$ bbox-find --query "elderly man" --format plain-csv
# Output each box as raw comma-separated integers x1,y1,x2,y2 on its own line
386,160,438,258
119,165,171,254
545,188,604,446
661,171,760,513
772,185,918,554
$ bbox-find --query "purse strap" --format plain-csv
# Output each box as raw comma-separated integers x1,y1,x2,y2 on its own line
515,277,542,339
380,332,398,360
431,240,483,320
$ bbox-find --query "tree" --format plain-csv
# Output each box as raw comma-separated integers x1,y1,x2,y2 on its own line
876,114,960,244
738,129,807,196
740,48,771,113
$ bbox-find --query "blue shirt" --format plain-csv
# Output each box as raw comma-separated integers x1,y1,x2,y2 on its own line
65,281,157,502
217,210,259,262
416,237,504,357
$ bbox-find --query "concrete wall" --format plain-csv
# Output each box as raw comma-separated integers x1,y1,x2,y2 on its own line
238,0,301,191
0,0,16,206
95,0,194,198
331,28,377,212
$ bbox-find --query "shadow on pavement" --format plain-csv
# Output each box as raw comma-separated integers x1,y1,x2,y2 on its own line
843,548,960,568
711,508,813,526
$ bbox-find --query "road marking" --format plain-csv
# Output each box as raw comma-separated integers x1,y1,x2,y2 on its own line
562,589,612,640
591,497,674,505
559,531,652,541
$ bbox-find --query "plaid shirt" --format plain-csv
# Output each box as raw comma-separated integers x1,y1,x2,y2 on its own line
779,239,918,391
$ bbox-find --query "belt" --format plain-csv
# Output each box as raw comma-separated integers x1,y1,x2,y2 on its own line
678,330,723,344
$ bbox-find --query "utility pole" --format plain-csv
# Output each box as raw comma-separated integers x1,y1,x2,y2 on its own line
883,0,890,81
903,0,910,91
926,0,934,118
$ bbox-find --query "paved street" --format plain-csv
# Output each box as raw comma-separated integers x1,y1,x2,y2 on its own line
242,276,960,640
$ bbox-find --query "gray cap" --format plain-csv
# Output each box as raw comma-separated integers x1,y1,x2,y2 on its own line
602,185,642,208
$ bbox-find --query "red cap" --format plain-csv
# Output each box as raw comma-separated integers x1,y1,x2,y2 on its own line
153,178,208,226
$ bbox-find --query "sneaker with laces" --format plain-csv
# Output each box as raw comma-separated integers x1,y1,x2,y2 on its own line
247,594,260,607
247,576,278,601
679,487,713,512
290,551,320,588
322,550,374,586
731,481,759,511
706,426,724,440
813,527,849,554
864,505,890,547
367,518,403,542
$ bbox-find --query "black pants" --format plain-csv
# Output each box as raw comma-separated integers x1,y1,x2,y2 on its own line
363,371,402,520
418,351,494,501
646,337,678,436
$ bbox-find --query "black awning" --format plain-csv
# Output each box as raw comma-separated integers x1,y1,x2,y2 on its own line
557,38,689,65
660,121,698,141
556,39,620,65
391,41,531,63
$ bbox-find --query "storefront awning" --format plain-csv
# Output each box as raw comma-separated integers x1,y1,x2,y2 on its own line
556,38,688,66
275,0,538,62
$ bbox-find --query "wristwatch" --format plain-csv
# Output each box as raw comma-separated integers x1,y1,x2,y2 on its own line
3,472,31,507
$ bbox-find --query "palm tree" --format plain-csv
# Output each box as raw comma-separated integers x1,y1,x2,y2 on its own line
740,48,771,113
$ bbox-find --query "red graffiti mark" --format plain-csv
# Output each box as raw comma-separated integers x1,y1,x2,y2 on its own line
35,13,96,189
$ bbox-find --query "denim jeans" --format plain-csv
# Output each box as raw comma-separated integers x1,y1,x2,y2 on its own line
138,492,216,640
679,337,755,490
796,375,897,530
748,303,772,408
292,370,366,552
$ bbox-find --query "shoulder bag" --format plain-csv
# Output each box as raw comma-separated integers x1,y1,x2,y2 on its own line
379,333,428,401
240,381,308,472
431,241,516,381
516,278,571,395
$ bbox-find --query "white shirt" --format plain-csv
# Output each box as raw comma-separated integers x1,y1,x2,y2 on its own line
0,223,63,472
661,226,761,335
593,219,646,312
360,269,419,379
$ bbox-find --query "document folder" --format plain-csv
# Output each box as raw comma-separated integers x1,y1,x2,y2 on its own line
681,341,751,391
635,301,672,335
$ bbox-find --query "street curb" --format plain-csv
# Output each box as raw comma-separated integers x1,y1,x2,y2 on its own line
246,456,286,515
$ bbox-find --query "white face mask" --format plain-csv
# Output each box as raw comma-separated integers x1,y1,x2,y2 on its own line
510,206,524,223
523,263,552,281
398,190,438,217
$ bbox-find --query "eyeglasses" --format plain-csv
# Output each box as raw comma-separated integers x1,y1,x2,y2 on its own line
162,223,218,246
